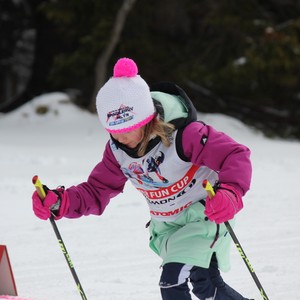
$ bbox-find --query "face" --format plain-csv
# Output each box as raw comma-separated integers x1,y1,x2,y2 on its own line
111,127,144,149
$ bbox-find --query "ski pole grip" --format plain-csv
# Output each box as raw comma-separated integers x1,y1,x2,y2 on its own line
202,179,215,199
32,175,46,200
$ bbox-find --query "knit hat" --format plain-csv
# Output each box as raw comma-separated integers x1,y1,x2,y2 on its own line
96,58,156,133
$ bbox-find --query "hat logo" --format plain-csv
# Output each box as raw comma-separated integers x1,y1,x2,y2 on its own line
106,104,135,126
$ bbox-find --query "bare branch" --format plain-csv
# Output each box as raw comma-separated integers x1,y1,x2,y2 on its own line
89,0,137,112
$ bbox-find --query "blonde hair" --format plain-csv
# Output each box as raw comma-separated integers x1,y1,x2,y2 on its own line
137,117,175,157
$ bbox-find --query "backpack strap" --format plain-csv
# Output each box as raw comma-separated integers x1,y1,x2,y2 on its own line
150,82,204,162
175,120,206,162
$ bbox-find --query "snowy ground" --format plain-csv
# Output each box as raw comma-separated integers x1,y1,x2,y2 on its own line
1,92,299,299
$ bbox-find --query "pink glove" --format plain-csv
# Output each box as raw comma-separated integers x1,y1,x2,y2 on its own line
32,187,70,220
204,183,243,224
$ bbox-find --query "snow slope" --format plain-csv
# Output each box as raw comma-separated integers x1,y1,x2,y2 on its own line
1,93,299,299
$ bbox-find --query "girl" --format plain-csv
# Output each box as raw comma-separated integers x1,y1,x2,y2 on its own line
32,58,252,300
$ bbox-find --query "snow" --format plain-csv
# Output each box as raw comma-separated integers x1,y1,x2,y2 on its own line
1,92,299,299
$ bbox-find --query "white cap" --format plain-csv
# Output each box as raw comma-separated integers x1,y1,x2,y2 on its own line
96,58,155,133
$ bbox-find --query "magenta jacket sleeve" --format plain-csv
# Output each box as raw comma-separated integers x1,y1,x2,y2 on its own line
65,141,127,218
182,122,252,196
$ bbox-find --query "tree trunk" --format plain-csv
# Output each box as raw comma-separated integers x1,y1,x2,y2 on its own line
88,0,137,113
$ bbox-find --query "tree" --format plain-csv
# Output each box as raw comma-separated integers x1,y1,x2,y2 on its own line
0,0,59,112
34,0,136,111
0,0,34,110
90,0,137,112
2,0,300,138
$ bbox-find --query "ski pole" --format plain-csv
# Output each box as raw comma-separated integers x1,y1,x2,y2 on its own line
32,175,88,300
202,179,269,300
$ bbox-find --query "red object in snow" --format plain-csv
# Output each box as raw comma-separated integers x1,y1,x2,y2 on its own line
0,245,18,297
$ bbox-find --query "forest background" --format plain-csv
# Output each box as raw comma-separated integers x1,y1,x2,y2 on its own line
1,0,300,139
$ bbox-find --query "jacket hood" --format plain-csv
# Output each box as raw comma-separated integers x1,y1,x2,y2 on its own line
150,82,198,129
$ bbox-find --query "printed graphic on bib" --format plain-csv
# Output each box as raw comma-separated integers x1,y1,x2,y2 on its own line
122,151,170,188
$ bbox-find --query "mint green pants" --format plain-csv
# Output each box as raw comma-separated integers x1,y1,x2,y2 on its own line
148,201,234,272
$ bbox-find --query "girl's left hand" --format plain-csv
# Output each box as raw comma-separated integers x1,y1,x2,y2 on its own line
204,183,243,224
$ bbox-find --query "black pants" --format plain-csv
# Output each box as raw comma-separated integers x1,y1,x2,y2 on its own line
159,254,247,300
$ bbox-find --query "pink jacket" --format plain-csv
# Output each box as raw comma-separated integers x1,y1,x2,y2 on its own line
65,122,252,218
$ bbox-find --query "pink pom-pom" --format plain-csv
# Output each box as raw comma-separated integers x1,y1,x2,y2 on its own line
113,58,138,77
